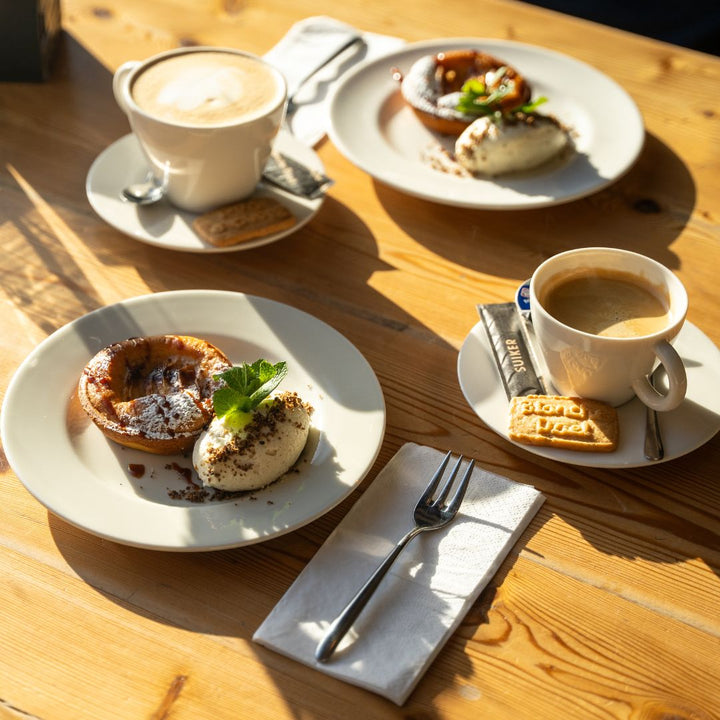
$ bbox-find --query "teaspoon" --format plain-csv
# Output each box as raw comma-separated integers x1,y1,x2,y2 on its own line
121,175,165,205
644,370,665,461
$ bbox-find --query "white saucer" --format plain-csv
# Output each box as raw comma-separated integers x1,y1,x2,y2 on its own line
329,38,644,209
458,321,720,467
1,290,386,550
86,131,325,253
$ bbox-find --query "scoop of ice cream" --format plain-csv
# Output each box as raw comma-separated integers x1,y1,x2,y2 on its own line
455,113,569,175
192,391,312,492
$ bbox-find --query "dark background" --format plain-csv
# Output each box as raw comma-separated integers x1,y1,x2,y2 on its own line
524,0,720,55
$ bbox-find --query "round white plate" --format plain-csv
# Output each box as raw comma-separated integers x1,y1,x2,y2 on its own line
328,38,644,209
458,321,720,467
86,131,325,253
1,290,386,550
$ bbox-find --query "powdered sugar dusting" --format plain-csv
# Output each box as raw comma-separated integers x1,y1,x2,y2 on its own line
115,391,205,439
78,335,232,444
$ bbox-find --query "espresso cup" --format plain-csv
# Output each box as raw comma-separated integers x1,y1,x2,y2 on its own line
529,247,688,411
113,46,287,213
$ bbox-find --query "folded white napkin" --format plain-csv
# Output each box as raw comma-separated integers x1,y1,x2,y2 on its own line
264,16,404,147
253,442,545,705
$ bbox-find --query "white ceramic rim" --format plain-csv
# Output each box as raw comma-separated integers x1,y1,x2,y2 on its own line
1,290,386,551
85,131,324,253
119,46,288,128
529,246,688,342
457,319,720,468
328,38,645,209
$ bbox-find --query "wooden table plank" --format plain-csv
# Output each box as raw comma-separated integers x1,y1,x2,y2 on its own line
1,0,719,718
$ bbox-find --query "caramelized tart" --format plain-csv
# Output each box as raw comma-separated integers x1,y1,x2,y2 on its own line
77,335,231,454
399,49,531,135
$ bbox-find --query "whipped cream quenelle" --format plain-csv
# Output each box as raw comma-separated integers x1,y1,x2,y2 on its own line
193,391,312,492
455,113,569,175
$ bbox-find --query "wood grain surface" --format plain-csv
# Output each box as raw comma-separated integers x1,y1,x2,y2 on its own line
1,1,719,718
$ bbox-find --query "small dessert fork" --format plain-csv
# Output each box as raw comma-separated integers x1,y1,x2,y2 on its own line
315,451,475,662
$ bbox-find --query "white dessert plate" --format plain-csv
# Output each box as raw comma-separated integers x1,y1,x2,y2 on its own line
86,131,325,253
328,38,644,209
1,290,386,550
458,320,720,467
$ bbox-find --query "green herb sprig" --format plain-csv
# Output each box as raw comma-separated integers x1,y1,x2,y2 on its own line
213,360,287,429
455,76,547,119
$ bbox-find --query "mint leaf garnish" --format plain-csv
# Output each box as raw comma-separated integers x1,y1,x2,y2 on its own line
213,360,288,428
516,95,548,114
455,77,547,118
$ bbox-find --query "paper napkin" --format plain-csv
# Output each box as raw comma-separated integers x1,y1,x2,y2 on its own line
253,443,545,705
264,16,404,147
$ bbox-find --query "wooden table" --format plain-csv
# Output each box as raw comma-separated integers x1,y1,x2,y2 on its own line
2,1,719,717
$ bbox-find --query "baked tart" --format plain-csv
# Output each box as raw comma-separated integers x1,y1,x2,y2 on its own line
398,49,531,136
77,335,232,454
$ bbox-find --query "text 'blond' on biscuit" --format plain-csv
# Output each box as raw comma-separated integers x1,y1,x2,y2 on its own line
508,394,619,452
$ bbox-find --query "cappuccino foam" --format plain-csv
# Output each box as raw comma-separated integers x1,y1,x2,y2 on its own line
541,269,670,338
132,51,282,126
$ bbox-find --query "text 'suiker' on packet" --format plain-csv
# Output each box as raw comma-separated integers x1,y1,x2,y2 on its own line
478,302,546,399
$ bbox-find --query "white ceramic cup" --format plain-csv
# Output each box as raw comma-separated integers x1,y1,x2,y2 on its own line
113,46,287,213
529,247,688,411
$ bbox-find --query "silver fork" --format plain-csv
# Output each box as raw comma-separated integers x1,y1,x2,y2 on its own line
315,451,475,663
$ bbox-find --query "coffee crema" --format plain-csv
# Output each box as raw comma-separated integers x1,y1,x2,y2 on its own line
540,268,670,338
131,51,282,126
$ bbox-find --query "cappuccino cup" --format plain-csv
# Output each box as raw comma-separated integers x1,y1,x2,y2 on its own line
529,247,688,411
113,47,287,213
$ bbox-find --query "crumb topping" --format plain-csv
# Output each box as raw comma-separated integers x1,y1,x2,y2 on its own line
206,391,312,468
193,390,313,492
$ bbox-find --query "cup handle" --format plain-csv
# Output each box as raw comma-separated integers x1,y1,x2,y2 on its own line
631,339,687,412
112,60,141,115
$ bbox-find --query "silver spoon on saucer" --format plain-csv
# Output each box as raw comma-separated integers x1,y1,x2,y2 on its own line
122,179,164,204
121,172,165,205
644,369,665,461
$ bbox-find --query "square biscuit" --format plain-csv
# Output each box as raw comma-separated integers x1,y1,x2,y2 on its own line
508,394,619,452
193,196,296,247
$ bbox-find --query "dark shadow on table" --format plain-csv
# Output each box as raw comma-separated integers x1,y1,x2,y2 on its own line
375,131,696,284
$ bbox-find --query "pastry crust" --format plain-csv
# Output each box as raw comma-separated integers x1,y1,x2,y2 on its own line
77,335,232,454
400,49,531,136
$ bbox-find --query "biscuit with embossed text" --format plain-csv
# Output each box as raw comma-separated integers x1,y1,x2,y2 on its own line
508,394,618,452
193,196,296,247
